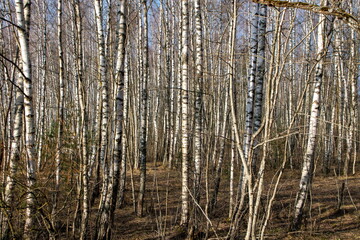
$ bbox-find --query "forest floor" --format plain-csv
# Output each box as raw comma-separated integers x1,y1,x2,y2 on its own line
99,163,360,240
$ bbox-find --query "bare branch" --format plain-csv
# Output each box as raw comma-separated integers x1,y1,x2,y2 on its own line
252,0,360,33
0,16,23,30
0,52,30,98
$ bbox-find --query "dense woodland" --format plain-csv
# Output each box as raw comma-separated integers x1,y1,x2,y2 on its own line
0,0,359,239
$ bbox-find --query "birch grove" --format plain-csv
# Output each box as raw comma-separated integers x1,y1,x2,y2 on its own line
0,0,359,239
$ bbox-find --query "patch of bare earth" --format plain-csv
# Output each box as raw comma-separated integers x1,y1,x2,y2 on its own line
103,164,360,239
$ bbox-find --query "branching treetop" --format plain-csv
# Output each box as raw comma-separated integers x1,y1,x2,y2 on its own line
252,0,360,33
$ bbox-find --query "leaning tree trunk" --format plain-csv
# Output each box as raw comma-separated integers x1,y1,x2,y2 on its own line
237,2,259,208
291,0,327,230
227,1,255,238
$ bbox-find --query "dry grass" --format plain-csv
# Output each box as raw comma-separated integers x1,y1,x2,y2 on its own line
98,164,360,239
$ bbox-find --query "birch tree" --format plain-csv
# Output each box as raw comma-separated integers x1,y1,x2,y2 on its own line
52,0,65,229
350,26,358,175
94,0,109,185
93,0,110,237
209,29,230,213
37,0,47,171
292,0,327,229
118,54,129,207
193,0,203,212
96,0,127,238
72,0,90,238
0,0,359,238
13,0,38,238
137,0,149,217
254,4,267,133
117,0,129,208
243,2,259,168
180,0,189,227
236,3,261,210
168,0,178,169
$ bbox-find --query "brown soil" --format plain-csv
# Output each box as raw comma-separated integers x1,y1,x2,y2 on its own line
97,164,360,240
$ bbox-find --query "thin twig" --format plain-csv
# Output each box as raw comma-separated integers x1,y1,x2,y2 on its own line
0,52,30,98
185,185,220,239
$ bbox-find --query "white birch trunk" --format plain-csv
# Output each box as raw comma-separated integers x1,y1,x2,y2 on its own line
249,5,267,239
14,0,37,238
37,1,47,171
227,2,255,238
153,2,163,165
333,19,345,175
180,0,189,227
194,0,203,208
118,53,129,207
93,0,110,237
244,3,259,163
73,1,90,238
229,129,235,218
237,3,260,206
253,4,267,132
168,0,176,169
52,0,64,229
163,0,171,167
94,0,109,179
137,0,148,217
96,0,127,238
173,2,183,169
324,103,335,173
168,0,176,168
350,27,358,175
134,0,143,170
234,4,260,223
292,2,326,229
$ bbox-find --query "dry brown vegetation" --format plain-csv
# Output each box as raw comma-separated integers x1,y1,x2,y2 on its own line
84,163,360,240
